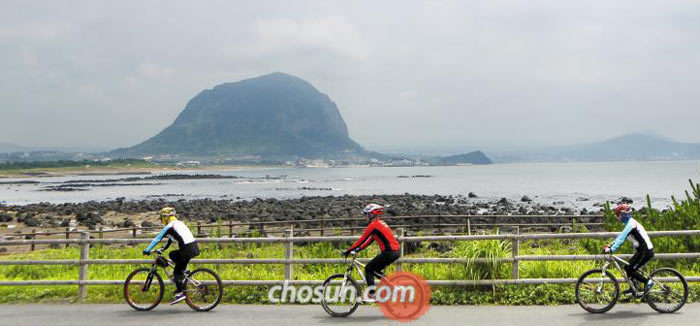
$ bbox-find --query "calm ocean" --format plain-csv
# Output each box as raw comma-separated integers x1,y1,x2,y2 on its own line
1,161,699,209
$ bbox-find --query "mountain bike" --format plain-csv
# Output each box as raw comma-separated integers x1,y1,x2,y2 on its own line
123,248,223,311
321,252,391,317
575,252,688,313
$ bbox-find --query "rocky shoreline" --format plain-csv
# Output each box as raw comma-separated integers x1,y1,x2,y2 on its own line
16,174,281,192
0,194,605,231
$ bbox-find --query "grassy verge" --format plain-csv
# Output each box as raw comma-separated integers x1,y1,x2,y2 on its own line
0,159,160,177
0,237,698,305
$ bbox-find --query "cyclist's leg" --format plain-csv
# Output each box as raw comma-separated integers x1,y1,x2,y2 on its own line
169,249,190,293
625,249,654,284
377,250,400,276
365,251,400,289
364,254,383,290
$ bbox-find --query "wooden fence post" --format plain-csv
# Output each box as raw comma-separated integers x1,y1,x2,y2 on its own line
397,228,405,272
320,216,325,237
229,223,234,238
65,227,70,248
284,228,294,281
132,227,137,238
30,229,36,251
467,218,472,236
197,222,202,237
78,232,89,301
512,227,520,280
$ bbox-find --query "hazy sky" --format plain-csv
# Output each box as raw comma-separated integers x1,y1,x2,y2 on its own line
2,1,700,153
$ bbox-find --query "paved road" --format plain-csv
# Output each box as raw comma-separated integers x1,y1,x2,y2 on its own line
0,304,697,326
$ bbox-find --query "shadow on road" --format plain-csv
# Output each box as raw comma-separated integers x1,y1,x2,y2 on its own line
569,310,656,322
114,307,217,318
313,315,388,324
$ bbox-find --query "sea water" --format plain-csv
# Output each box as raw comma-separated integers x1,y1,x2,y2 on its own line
1,161,699,209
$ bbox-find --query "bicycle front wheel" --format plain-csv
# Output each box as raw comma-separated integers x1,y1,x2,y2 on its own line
575,268,619,313
184,268,223,311
646,268,688,313
124,268,164,311
321,273,361,317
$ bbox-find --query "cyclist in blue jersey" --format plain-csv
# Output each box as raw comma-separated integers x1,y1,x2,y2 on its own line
603,203,655,296
143,207,200,305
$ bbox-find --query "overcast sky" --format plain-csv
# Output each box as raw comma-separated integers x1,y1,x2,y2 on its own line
1,1,700,153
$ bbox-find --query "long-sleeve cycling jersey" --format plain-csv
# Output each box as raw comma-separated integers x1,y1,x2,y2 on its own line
144,220,197,253
610,217,653,252
347,218,400,252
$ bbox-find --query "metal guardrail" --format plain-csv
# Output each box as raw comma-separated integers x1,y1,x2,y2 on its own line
1,229,698,300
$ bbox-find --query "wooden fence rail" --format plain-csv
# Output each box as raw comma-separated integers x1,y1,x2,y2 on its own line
1,229,698,301
3,214,605,247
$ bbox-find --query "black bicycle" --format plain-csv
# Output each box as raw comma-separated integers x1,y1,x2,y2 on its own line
575,252,688,313
124,249,223,311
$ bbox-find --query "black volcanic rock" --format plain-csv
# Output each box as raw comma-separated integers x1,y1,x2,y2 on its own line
114,73,366,158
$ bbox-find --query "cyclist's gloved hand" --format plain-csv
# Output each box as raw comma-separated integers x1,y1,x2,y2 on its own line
602,245,611,254
142,249,151,256
342,249,358,257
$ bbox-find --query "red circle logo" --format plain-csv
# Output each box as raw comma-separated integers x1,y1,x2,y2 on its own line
377,271,431,322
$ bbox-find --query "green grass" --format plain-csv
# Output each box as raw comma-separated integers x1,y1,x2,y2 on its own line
0,159,160,177
1,237,698,305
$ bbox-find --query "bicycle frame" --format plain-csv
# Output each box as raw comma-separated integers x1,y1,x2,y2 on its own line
144,250,202,292
343,253,388,284
600,253,649,294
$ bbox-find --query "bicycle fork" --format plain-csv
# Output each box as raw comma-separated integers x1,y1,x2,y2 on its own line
142,266,157,292
597,261,611,294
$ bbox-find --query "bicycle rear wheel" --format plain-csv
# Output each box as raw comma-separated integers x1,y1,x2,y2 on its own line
124,268,164,311
184,268,223,311
646,268,688,313
321,273,361,317
575,268,619,313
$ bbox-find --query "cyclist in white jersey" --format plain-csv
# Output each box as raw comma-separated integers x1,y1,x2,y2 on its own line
143,207,200,305
603,203,655,296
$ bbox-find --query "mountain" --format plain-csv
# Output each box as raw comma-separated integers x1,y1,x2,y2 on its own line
113,73,367,159
495,132,700,162
441,151,493,165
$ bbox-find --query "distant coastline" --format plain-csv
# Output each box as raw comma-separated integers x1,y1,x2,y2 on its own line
0,164,279,178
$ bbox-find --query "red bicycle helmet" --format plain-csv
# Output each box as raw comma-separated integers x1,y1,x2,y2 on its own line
362,203,384,219
613,203,631,217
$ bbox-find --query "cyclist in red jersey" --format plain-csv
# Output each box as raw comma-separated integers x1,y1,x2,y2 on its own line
343,204,401,295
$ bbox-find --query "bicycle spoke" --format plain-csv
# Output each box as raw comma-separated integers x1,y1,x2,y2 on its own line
646,269,688,313
184,269,223,311
576,269,618,313
321,274,360,317
124,268,163,311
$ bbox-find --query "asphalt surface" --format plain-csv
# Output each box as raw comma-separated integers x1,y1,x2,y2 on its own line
0,304,698,326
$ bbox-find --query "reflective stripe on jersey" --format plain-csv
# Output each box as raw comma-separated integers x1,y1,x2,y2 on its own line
347,219,401,252
611,218,653,252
